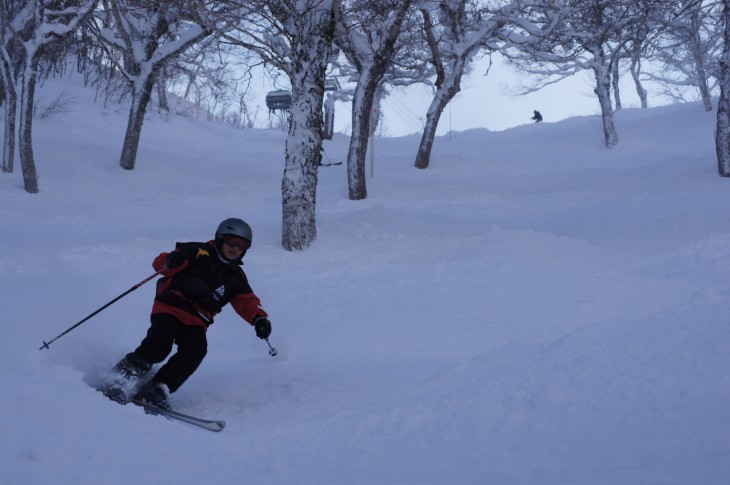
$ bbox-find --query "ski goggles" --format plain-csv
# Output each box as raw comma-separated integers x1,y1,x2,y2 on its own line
222,235,251,251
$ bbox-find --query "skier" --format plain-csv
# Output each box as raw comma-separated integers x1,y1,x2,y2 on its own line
531,110,543,122
102,218,271,410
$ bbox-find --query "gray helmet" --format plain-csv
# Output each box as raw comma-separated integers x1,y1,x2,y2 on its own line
215,218,253,244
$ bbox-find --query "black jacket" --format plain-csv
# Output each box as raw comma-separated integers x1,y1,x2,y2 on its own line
152,241,267,328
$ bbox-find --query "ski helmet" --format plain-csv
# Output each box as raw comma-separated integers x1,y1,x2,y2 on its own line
214,218,253,263
215,218,253,244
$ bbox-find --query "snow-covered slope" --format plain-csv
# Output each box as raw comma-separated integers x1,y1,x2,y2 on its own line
1,75,728,484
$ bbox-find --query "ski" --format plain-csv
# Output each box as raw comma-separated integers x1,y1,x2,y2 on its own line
131,398,226,432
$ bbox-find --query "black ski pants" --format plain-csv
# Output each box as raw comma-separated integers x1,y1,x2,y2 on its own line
120,313,208,393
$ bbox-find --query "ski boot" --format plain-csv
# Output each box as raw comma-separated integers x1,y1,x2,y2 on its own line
134,381,172,411
101,353,151,404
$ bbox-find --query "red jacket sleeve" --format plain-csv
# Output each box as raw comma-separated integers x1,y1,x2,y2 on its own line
231,292,268,325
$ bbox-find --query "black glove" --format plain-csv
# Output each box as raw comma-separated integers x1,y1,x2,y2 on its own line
164,251,186,269
254,317,272,339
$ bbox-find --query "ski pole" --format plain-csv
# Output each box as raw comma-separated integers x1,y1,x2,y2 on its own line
39,271,162,351
265,338,278,357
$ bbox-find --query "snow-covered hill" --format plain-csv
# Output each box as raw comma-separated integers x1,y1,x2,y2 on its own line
1,75,729,484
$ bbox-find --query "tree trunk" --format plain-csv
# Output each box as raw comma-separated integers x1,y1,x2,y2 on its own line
282,83,325,250
2,91,16,173
716,1,730,177
281,5,334,250
612,58,621,111
347,71,379,200
339,2,410,199
156,67,169,112
323,94,334,140
629,57,648,108
414,62,464,169
120,74,155,170
592,54,618,147
0,49,18,173
690,12,713,112
18,55,39,193
717,83,730,176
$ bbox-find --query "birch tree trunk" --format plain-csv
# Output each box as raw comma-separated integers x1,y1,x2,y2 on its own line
689,12,713,112
0,50,17,173
347,71,379,199
281,5,335,251
2,88,16,173
716,0,730,177
612,58,621,111
412,2,499,169
18,53,39,193
282,81,326,250
337,0,412,200
629,57,648,109
414,56,465,169
592,50,618,147
156,67,169,112
120,73,156,170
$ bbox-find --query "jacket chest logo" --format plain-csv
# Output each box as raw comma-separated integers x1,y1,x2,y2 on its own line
196,248,210,259
213,285,225,301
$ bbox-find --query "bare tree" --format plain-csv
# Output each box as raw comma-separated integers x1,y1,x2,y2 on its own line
502,0,660,148
334,0,413,199
89,0,213,170
414,0,510,169
1,0,97,193
625,18,652,109
650,0,721,111
330,5,434,136
372,7,436,135
610,9,656,110
222,0,338,250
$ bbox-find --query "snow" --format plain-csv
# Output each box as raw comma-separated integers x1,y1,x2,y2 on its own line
2,74,730,484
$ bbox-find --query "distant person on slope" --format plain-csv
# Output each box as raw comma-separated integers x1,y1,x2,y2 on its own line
531,110,543,122
102,218,271,410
